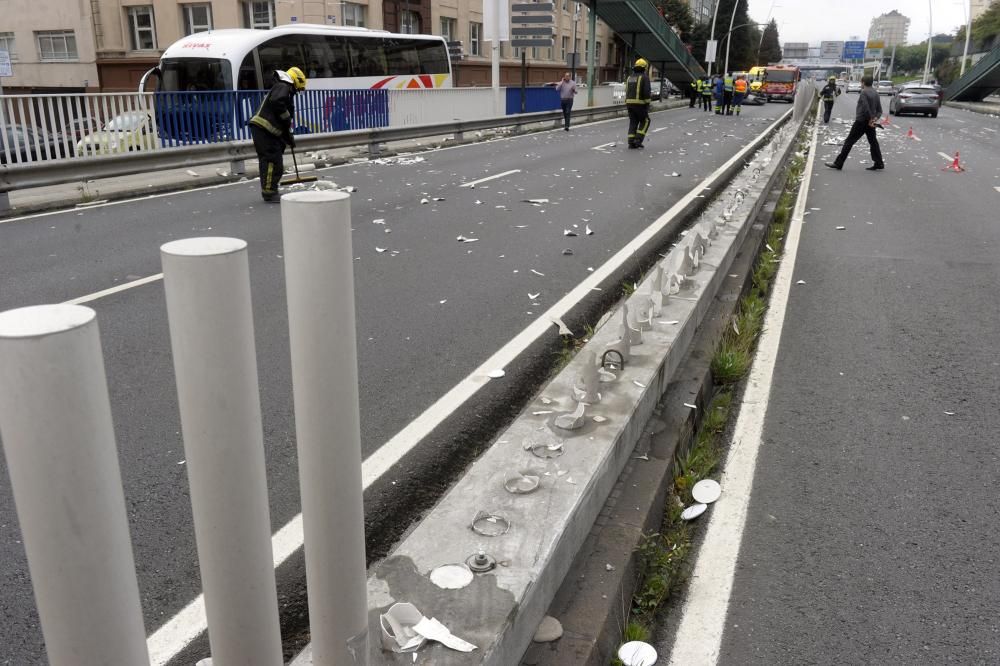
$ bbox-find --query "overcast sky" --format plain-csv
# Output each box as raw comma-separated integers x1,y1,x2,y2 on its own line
747,0,972,46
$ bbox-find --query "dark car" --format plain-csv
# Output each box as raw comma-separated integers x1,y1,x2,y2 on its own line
1,125,71,164
889,83,941,118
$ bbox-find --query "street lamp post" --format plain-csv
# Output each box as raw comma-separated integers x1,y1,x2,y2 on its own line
707,0,722,77
922,0,933,84
722,0,739,77
961,0,972,76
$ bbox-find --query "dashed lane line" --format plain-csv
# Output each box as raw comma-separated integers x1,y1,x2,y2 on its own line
459,169,522,188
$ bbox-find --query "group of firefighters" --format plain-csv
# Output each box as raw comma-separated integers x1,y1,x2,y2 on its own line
691,73,750,116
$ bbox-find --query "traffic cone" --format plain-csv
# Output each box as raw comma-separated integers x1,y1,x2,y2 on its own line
906,127,914,138
942,151,965,172
883,113,891,126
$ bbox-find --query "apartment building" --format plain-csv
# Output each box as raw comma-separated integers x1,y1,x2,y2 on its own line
0,0,100,93
31,0,618,91
867,9,909,49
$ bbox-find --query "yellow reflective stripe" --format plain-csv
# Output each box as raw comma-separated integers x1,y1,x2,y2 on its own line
279,111,291,120
249,115,282,137
263,163,276,193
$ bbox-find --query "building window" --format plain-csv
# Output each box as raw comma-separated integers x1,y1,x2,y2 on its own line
36,30,78,61
242,1,276,29
547,47,553,61
584,39,588,63
127,6,157,50
469,22,481,56
440,17,456,41
0,33,16,61
595,41,600,65
532,46,539,59
561,36,568,61
182,4,213,35
342,2,365,27
400,10,420,34
562,0,567,10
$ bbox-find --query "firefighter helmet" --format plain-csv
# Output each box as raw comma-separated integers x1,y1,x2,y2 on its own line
634,58,648,70
286,67,308,91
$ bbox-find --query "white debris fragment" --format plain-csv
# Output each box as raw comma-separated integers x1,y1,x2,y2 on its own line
592,415,607,423
420,198,430,204
551,317,573,336
530,269,545,276
487,369,506,379
564,229,578,236
835,226,845,230
376,247,387,253
373,218,386,224
633,380,646,388
528,292,540,300
456,235,479,243
683,402,697,409
186,169,199,177
796,279,806,285
605,563,616,572
585,224,594,235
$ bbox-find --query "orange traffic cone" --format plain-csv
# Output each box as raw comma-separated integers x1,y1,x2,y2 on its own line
883,113,891,126
942,151,966,172
906,127,914,138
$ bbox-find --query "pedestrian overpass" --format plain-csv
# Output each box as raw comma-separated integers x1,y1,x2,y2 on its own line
593,0,706,84
944,43,1000,102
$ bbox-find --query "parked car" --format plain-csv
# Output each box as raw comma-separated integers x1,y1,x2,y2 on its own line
847,80,862,93
76,111,158,156
889,83,941,117
875,80,895,95
1,125,71,164
743,91,766,106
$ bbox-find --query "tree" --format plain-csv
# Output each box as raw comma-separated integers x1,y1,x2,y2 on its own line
757,19,782,66
971,0,1000,44
657,0,695,44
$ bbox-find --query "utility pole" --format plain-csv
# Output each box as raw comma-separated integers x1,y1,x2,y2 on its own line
707,0,722,77
921,0,933,84
722,1,739,77
961,0,972,76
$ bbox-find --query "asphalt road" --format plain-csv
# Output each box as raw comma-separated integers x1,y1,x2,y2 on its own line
659,94,1000,663
0,101,787,663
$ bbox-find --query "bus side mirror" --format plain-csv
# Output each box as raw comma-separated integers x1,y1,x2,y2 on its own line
139,67,161,93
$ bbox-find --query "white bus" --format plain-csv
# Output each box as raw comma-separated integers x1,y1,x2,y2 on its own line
144,24,453,93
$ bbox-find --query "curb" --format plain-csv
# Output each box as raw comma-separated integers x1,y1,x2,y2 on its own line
944,99,1000,116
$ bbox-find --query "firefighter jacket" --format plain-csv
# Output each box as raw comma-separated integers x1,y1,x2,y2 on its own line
625,73,651,106
820,82,839,101
249,71,297,141
734,78,748,94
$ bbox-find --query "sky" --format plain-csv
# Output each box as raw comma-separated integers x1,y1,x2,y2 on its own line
747,0,972,46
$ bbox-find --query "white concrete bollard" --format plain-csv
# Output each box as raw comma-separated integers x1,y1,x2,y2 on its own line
160,238,283,665
0,304,149,666
280,191,369,665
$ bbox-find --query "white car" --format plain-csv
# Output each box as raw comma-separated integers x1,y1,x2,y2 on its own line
847,80,862,93
876,80,895,95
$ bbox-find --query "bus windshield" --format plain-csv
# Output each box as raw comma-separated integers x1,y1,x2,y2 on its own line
161,58,233,91
766,69,796,83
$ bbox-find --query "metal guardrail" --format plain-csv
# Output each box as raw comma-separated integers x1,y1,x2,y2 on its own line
0,101,634,198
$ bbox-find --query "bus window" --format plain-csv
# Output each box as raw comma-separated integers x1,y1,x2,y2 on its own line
303,35,335,78
384,39,420,75
161,58,233,91
257,35,306,81
414,40,449,74
237,53,260,90
325,36,350,77
349,37,387,77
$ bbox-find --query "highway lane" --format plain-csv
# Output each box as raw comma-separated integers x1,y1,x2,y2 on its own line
0,102,786,663
659,94,1000,663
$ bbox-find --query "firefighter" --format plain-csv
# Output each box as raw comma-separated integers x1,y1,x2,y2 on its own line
249,66,307,202
700,76,713,112
723,72,735,115
733,75,748,116
820,75,841,124
625,58,652,149
713,75,725,114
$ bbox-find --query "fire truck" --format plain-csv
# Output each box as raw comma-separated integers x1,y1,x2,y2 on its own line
762,65,800,102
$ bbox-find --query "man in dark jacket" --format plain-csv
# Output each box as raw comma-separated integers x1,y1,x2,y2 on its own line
826,76,884,171
819,76,840,124
249,67,307,202
625,58,652,149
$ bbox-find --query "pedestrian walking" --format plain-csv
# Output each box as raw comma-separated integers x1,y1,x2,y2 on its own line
732,75,748,116
555,72,577,131
826,76,884,171
700,77,713,112
249,67,307,202
820,75,840,124
625,58,652,149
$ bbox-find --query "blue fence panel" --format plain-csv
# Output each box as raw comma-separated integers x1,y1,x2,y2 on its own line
154,89,390,146
505,87,560,114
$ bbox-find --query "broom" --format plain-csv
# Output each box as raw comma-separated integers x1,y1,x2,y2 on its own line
280,142,318,186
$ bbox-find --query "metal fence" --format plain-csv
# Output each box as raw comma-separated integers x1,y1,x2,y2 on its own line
1,86,624,167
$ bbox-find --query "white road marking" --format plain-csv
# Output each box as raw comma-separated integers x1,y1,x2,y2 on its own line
667,116,819,666
459,169,522,188
146,106,796,666
995,186,1000,193
64,273,164,305
652,127,669,133
938,151,955,161
592,141,617,151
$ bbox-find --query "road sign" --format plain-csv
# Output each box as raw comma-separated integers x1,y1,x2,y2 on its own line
512,27,554,36
512,2,553,10
511,39,554,47
865,48,884,60
866,39,885,49
843,41,865,60
447,40,465,60
484,0,510,41
510,14,552,23
0,50,12,78
820,41,843,60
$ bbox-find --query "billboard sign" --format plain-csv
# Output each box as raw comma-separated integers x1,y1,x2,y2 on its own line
866,39,885,49
842,41,865,59
865,47,884,60
820,41,843,59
